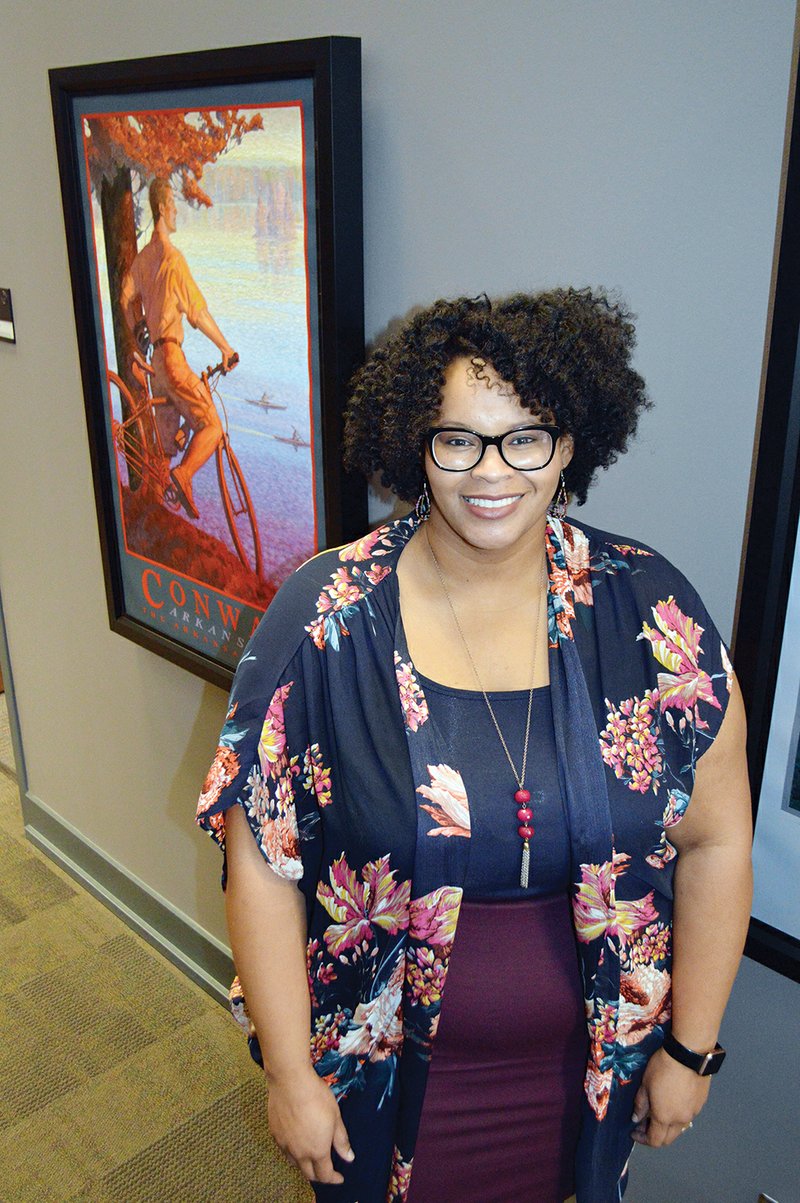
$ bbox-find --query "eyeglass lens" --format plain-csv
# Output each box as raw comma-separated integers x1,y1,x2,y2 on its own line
431,429,555,471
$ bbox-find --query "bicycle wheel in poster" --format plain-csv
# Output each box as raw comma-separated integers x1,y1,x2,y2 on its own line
108,371,149,492
216,439,264,577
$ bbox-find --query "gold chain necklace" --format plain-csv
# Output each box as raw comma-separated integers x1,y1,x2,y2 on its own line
425,526,547,887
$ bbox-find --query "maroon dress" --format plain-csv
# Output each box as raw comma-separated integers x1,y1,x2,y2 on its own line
406,680,587,1203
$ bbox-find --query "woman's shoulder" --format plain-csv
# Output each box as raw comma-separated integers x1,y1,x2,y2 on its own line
565,516,705,602
563,519,730,688
566,515,660,559
255,514,415,650
284,515,413,599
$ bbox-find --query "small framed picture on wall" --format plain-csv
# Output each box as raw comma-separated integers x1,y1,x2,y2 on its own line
0,288,16,343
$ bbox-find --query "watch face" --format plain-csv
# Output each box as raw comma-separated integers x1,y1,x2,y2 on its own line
701,1048,726,1075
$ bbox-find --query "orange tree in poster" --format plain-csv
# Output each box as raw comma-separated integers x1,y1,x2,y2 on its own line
85,110,263,423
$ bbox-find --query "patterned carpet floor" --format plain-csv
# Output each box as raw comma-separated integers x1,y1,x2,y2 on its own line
0,692,312,1202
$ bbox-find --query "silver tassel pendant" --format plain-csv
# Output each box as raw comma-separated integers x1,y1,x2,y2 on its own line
520,839,531,889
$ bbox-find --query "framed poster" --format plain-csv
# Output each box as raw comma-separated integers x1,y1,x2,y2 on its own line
50,37,366,688
735,58,800,982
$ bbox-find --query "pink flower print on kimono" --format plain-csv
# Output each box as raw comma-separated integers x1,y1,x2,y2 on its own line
409,885,462,946
387,1149,414,1203
638,597,729,781
417,763,471,837
258,683,293,780
305,562,392,650
638,597,723,716
635,591,721,712
628,921,671,968
305,519,411,650
305,566,365,650
585,1000,618,1121
317,854,412,958
231,682,304,880
302,743,333,807
394,652,429,732
338,525,392,562
610,544,654,557
406,886,463,1011
600,690,663,794
572,853,658,947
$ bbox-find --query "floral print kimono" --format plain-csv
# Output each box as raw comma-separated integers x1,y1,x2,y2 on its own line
196,513,731,1203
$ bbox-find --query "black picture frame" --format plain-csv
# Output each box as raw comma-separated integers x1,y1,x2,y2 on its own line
735,64,800,983
50,37,366,689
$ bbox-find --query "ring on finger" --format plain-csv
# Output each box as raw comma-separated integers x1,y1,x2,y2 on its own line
681,1122,694,1132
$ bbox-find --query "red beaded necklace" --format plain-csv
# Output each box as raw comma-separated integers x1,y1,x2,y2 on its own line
426,528,547,888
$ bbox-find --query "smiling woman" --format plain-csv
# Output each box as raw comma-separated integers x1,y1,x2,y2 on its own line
198,290,752,1203
420,355,572,559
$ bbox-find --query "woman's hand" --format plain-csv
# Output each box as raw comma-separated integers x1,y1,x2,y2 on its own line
631,1048,711,1146
267,1066,355,1185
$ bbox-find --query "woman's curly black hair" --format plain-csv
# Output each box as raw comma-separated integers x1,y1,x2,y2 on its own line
343,288,649,506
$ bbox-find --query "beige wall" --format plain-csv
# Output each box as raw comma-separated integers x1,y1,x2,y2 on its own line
0,1,795,953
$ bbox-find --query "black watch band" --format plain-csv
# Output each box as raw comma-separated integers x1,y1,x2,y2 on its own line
663,1032,726,1076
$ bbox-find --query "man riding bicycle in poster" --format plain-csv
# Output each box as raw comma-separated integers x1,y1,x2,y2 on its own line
121,178,237,520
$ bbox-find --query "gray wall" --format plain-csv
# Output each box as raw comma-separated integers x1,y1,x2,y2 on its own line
0,2,797,1200
632,954,799,1203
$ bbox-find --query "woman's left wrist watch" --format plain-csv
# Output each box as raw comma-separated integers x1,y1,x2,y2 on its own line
663,1031,726,1076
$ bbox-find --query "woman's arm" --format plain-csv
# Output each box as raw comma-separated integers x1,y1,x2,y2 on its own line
224,803,354,1183
632,674,753,1146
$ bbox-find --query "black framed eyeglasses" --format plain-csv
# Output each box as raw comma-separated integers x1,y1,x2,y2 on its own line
426,424,562,472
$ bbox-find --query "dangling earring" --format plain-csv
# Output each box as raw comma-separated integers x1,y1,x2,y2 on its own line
415,478,432,523
548,471,568,520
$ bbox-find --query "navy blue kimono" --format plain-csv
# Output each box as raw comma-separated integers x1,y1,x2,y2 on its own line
196,513,732,1202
